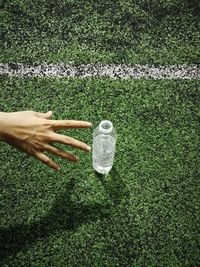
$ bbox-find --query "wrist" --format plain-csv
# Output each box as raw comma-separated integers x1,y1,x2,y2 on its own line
0,112,9,141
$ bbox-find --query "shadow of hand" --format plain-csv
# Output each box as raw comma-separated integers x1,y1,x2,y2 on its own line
0,177,111,262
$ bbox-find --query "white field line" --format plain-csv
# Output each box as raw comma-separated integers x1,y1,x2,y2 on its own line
0,63,199,79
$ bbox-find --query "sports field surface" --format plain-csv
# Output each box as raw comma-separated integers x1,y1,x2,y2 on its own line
0,1,200,266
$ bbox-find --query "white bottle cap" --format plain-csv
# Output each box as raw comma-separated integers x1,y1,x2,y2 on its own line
99,120,113,133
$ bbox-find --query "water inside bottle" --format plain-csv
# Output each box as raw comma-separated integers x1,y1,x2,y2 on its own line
93,134,115,174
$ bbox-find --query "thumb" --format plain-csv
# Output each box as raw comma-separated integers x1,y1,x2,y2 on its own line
36,111,53,119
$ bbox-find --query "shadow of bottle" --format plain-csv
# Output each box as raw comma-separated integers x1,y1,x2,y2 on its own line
95,166,127,206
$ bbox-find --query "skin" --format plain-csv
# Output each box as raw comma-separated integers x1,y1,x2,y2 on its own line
0,110,92,171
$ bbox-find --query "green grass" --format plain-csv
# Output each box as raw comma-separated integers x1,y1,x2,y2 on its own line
0,0,200,266
0,77,200,266
0,0,199,64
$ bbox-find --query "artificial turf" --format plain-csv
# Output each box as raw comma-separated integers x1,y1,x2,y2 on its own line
0,0,199,64
1,0,200,266
0,77,200,266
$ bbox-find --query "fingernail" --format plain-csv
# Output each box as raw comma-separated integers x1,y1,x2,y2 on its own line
87,145,91,151
87,122,92,127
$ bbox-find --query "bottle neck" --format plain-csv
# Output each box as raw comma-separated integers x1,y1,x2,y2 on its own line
99,120,113,133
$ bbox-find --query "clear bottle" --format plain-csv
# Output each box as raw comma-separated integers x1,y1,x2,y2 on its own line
92,120,117,174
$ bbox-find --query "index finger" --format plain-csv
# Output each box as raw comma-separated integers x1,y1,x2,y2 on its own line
51,120,92,130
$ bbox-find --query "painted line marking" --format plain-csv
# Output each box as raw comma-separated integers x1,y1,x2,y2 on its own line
0,63,199,79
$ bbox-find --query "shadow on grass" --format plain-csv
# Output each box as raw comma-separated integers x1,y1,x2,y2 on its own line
0,167,126,263
95,167,126,205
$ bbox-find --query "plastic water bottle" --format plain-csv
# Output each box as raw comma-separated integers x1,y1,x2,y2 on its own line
92,120,117,174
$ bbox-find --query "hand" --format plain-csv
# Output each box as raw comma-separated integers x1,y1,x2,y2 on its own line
0,110,92,171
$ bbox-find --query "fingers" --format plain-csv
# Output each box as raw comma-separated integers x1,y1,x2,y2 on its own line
45,144,79,162
51,120,92,130
51,133,91,152
33,144,80,171
35,152,59,171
